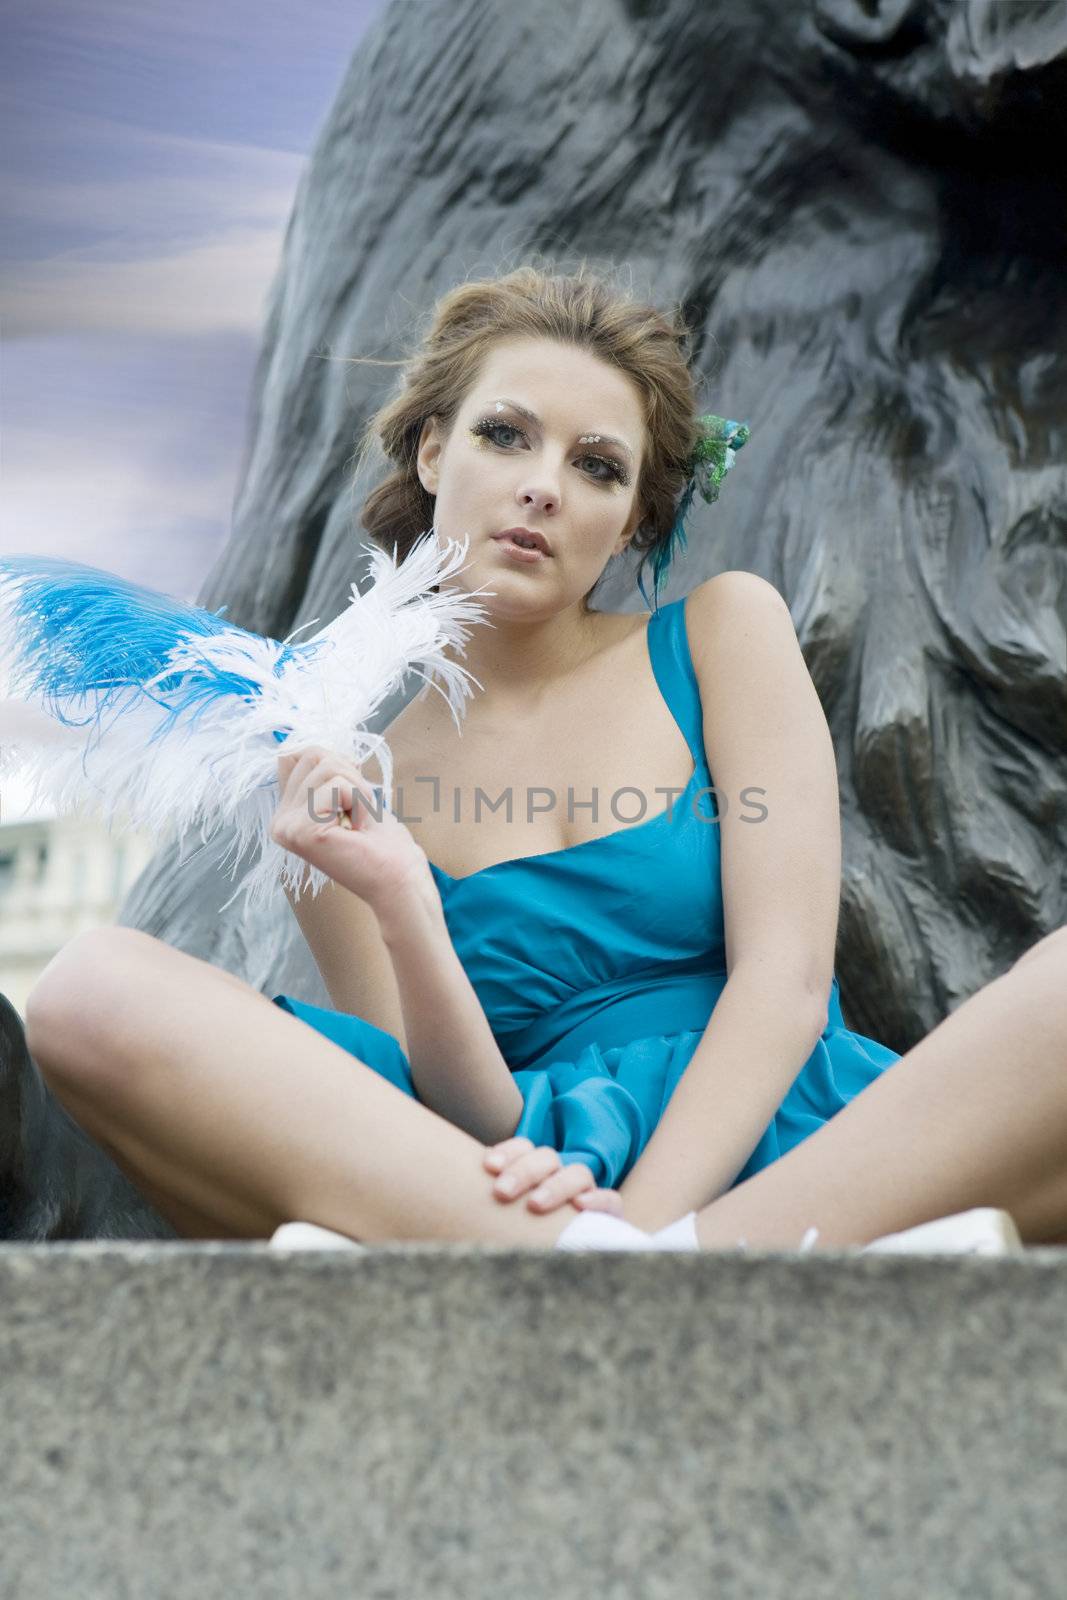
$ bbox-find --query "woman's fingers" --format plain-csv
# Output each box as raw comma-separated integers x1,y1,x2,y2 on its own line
490,1146,560,1201
483,1136,535,1173
277,749,332,820
304,773,376,831
270,746,429,912
571,1188,624,1216
525,1162,597,1212
298,758,377,812
277,746,377,810
481,1139,603,1213
273,752,383,845
483,1139,617,1209
277,745,326,792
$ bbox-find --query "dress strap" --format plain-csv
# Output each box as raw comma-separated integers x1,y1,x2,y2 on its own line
646,595,706,769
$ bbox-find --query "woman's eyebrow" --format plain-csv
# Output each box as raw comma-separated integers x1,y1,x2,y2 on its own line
487,397,635,464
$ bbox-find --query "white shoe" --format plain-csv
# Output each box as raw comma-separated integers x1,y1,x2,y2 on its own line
272,1213,660,1253
271,1208,1024,1257
272,1213,674,1253
553,1209,659,1250
270,1220,365,1252
860,1206,1023,1256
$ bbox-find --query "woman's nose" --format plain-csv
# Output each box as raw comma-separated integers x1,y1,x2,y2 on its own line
520,484,557,513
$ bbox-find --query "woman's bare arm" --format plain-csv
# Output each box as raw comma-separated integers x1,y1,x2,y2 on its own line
284,871,523,1147
282,875,409,1045
375,880,525,1147
275,743,523,1146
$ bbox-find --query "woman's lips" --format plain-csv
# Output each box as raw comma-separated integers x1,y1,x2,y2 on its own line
492,535,549,563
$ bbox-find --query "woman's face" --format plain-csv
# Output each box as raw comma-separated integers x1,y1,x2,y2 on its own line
416,336,647,616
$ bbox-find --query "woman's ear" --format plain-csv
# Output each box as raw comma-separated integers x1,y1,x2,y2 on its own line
416,415,443,496
615,497,644,557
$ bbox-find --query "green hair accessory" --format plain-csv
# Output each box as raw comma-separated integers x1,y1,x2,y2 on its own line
636,413,751,613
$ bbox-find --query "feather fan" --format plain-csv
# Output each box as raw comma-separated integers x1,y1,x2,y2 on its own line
0,534,493,914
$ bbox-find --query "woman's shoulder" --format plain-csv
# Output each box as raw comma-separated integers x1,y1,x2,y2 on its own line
684,572,792,673
687,571,789,625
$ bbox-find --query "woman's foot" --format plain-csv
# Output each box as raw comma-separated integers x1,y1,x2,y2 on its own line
553,1209,661,1251
557,1205,1026,1255
270,1211,669,1252
271,1220,365,1251
270,1206,1025,1256
860,1207,1023,1255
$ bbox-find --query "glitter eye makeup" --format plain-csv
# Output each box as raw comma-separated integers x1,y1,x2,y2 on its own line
469,410,632,489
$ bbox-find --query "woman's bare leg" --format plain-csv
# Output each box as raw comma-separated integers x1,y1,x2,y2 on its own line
24,927,573,1248
692,926,1067,1250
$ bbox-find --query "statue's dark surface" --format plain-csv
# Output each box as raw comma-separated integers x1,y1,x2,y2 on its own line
5,0,1065,1237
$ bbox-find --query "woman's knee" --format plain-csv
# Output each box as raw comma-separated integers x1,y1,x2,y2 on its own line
25,926,165,1070
1012,924,1067,973
1002,926,1067,1037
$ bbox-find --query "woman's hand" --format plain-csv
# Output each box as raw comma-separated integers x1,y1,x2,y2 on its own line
483,1136,625,1216
272,744,430,915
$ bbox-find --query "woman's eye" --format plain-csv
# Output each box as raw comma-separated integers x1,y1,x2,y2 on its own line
579,454,623,484
472,419,523,449
473,418,626,485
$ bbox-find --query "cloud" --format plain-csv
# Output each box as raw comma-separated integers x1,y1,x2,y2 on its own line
0,325,259,599
1,111,307,338
1,424,232,582
2,226,296,340
3,0,385,79
0,385,244,600
2,425,231,556
3,119,306,236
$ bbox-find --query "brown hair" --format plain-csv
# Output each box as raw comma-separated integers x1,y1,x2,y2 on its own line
346,260,705,612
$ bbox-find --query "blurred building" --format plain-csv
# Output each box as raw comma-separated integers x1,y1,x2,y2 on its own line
0,816,157,1016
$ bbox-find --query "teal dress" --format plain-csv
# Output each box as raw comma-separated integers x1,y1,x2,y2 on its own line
272,595,901,1190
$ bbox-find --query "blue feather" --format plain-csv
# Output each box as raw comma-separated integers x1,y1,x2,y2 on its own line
0,539,495,916
0,554,318,747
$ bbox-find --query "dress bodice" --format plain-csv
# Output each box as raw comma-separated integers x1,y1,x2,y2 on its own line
425,596,731,1070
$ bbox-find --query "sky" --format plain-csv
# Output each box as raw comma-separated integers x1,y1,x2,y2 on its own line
0,0,389,821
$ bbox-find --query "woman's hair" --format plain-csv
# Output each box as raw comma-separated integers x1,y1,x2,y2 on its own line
347,261,705,611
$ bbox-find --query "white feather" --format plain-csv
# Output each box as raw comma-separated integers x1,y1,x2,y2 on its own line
0,533,496,917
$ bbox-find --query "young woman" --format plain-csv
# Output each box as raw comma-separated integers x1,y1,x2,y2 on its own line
24,267,1067,1251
